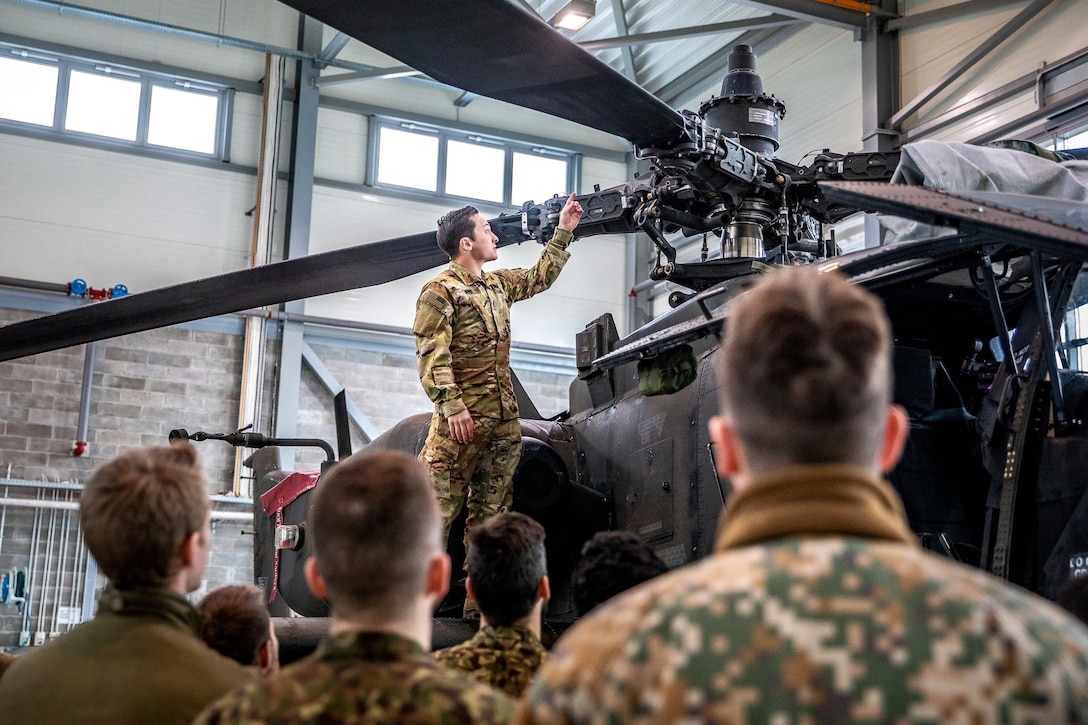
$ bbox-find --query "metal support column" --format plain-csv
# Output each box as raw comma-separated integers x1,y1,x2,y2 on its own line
236,53,286,496
274,15,322,467
860,0,898,249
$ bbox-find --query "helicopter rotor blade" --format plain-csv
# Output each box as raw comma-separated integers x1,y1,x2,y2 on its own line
278,0,687,149
0,230,454,362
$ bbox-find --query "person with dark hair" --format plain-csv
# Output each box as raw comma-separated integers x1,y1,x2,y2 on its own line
0,444,252,725
571,530,667,615
196,450,512,724
197,584,278,674
518,267,1088,723
415,194,582,616
434,511,549,696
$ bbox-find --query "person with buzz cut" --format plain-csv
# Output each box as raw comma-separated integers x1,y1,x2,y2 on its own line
517,267,1088,724
414,193,582,617
434,511,550,697
196,450,513,725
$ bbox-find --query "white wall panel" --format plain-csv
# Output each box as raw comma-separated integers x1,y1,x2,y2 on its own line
0,134,276,292
2,0,297,84
899,0,1088,133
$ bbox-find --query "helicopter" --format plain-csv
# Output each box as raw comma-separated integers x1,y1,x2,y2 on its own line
2,1,1088,652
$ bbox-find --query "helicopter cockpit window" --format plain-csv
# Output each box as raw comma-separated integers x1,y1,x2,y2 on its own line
1060,267,1088,374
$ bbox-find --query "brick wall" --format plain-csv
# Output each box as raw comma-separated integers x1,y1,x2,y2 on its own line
0,304,574,647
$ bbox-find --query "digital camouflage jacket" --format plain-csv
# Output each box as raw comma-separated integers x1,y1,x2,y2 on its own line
196,630,513,724
518,465,1088,724
434,624,547,697
414,228,572,421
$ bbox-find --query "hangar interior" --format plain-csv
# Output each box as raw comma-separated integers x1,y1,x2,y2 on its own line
0,0,1086,646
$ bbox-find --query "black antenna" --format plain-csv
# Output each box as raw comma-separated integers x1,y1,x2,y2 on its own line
333,390,352,461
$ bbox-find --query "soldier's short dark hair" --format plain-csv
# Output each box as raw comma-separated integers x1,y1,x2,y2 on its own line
572,531,668,615
466,512,546,626
437,205,479,260
309,450,441,614
80,443,210,587
197,584,271,667
718,267,892,472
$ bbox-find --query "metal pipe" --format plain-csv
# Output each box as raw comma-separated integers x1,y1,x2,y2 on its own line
36,491,58,642
25,489,44,642
0,486,7,558
53,497,73,635
0,498,252,521
73,341,95,456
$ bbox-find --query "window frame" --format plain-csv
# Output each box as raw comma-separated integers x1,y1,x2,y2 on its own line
0,42,233,162
367,115,580,209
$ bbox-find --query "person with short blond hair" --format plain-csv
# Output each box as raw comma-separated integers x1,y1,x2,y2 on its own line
197,584,278,674
519,267,1088,723
197,450,513,724
0,444,251,725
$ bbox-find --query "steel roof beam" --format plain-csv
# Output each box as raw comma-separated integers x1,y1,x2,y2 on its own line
886,0,1023,32
579,14,801,50
723,1,869,30
888,0,1059,128
607,0,638,83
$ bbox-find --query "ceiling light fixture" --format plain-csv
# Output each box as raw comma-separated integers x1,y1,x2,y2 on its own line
550,0,595,31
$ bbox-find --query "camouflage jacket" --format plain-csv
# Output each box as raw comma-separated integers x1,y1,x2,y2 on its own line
434,624,547,697
518,465,1088,724
414,229,572,420
196,630,514,724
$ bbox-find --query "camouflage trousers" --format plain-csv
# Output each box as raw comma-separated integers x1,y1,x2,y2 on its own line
419,414,522,555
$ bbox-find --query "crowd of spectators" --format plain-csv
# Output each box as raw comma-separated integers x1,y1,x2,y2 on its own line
1,268,1087,723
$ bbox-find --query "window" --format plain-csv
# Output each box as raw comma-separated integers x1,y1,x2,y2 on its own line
0,55,59,127
147,84,220,154
512,150,569,207
0,43,231,160
376,126,439,191
371,117,577,207
66,69,141,141
446,138,505,203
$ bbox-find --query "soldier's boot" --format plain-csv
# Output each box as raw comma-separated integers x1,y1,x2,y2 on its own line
463,594,481,620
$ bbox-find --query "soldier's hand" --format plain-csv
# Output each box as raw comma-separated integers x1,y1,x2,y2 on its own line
447,409,475,444
558,192,584,231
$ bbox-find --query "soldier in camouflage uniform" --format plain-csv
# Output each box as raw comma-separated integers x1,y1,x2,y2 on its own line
517,268,1088,724
434,512,549,696
196,451,513,724
414,194,583,577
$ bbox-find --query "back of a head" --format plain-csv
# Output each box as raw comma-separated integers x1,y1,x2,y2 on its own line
79,443,209,587
197,585,270,667
466,512,546,626
572,531,668,615
718,268,892,471
309,450,441,615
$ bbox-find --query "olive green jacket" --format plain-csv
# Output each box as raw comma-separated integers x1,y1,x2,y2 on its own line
0,585,252,725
